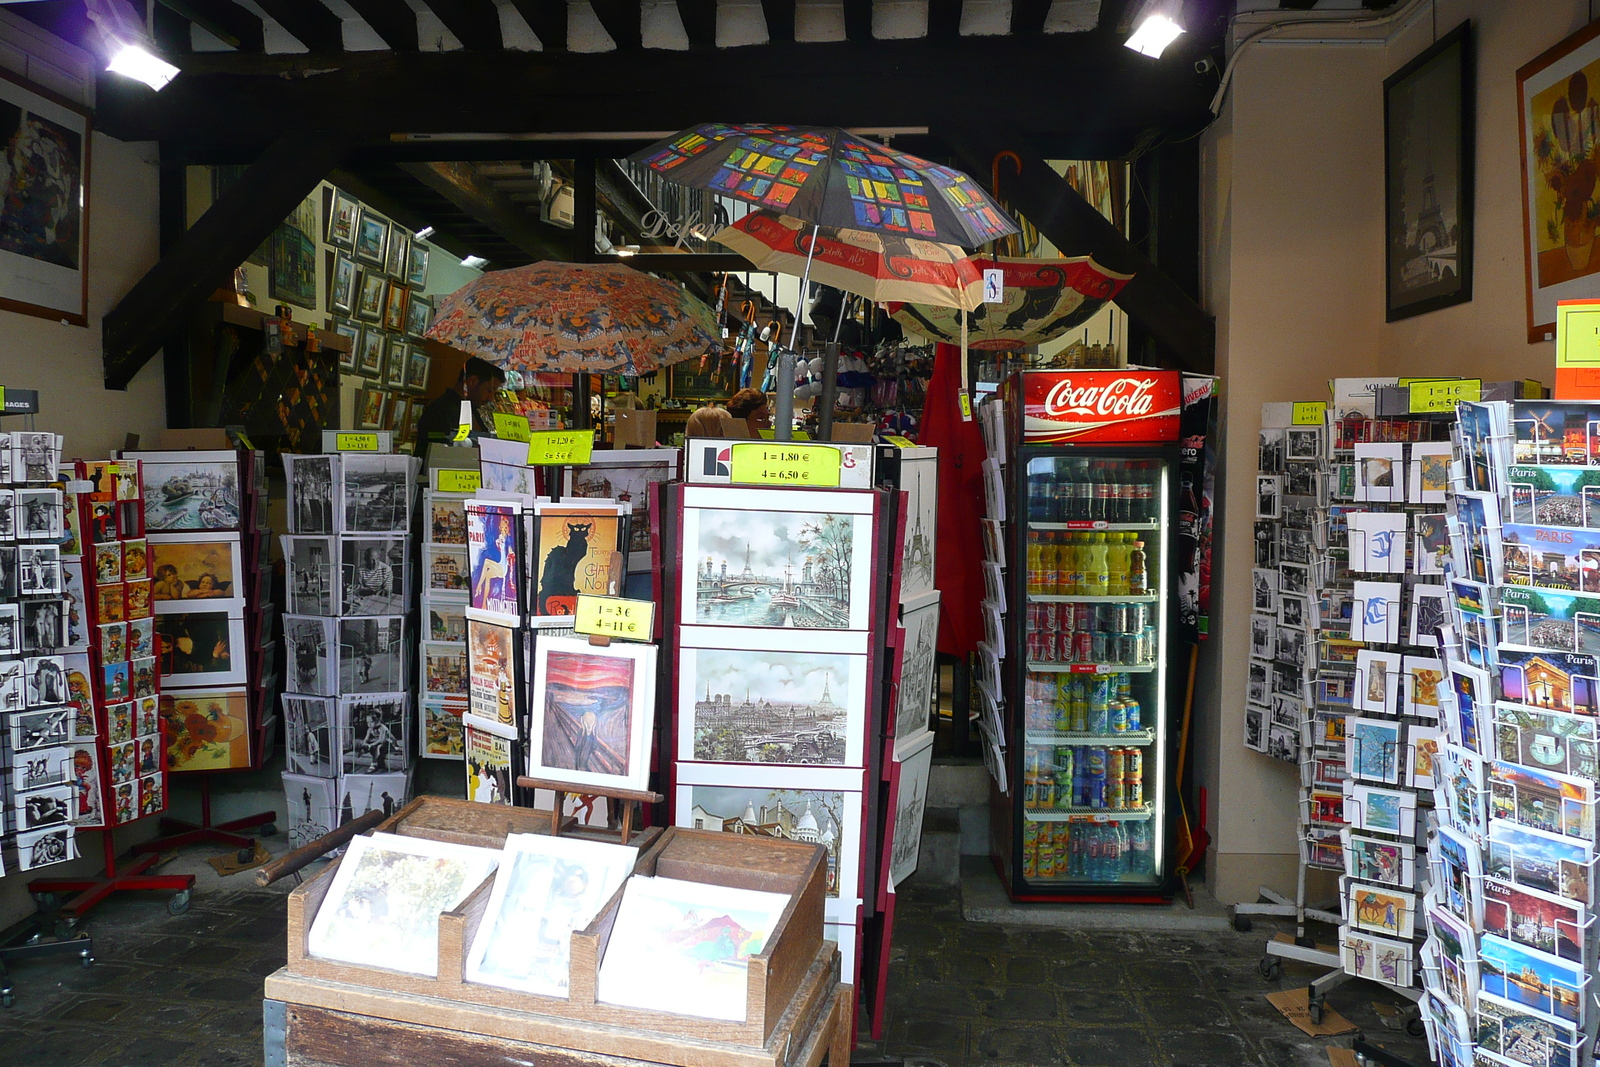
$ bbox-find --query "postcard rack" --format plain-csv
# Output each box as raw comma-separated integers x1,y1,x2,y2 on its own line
265,797,850,1067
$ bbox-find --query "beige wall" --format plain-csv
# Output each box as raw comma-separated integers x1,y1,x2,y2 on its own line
1201,0,1594,904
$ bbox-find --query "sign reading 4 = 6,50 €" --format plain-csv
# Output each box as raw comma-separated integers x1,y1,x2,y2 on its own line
728,442,843,487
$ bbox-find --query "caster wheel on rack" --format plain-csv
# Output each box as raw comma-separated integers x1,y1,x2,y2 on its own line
1405,1016,1426,1038
2,992,13,1009
167,890,191,916
260,823,277,837
80,951,93,968
1258,956,1281,980
30,892,56,909
56,914,79,935
1233,912,1253,933
1308,999,1325,1026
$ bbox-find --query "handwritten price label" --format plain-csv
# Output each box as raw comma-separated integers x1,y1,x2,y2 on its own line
1291,402,1325,426
526,430,594,466
1408,378,1480,413
335,433,379,452
435,469,482,493
493,413,531,442
574,595,655,641
728,443,843,487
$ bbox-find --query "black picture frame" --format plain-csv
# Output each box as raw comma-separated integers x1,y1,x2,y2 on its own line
1384,20,1475,322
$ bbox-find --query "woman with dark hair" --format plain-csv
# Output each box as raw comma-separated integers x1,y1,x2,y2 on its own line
727,388,771,437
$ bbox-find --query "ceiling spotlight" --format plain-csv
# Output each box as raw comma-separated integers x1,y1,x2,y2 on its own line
460,255,489,270
414,225,435,240
1124,0,1185,59
87,0,179,90
106,44,179,90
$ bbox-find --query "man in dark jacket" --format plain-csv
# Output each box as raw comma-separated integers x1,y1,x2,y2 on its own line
414,356,507,460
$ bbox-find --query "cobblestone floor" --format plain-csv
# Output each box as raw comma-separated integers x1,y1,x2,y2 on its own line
0,858,1433,1067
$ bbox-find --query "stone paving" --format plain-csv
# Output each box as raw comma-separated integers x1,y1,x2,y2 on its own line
0,858,1433,1067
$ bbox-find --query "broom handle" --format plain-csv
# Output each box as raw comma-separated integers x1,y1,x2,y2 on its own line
1174,642,1199,793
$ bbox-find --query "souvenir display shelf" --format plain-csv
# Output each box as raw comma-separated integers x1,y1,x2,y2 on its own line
266,797,849,1067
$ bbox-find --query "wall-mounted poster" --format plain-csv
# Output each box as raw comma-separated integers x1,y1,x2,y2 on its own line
270,192,319,309
530,501,625,618
0,68,90,326
526,635,656,793
1519,19,1600,341
1384,21,1474,321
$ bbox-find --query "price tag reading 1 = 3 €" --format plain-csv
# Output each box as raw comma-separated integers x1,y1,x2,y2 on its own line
728,442,843,487
574,595,655,641
526,430,594,466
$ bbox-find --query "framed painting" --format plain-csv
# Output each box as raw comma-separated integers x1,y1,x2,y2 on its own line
1520,18,1600,342
355,270,386,322
328,316,360,372
325,187,358,249
353,207,390,268
383,281,408,332
148,532,245,611
1384,20,1474,322
0,68,90,325
406,242,430,288
527,635,657,793
270,193,319,309
405,293,433,338
354,326,383,377
161,688,252,771
327,253,357,316
383,335,408,389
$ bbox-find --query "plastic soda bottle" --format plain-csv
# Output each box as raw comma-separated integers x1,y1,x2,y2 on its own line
1128,540,1149,596
1105,532,1129,595
1027,532,1044,594
1085,533,1110,596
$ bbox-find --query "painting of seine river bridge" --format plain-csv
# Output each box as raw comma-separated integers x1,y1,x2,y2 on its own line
691,509,856,629
686,648,859,766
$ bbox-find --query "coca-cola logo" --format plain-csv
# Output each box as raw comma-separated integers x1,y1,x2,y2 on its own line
1042,377,1160,419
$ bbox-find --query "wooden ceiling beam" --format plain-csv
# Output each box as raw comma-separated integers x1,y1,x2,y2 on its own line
253,0,344,53
759,0,794,43
113,36,1216,147
103,132,348,390
152,4,193,55
1010,0,1051,35
157,0,264,51
396,161,570,263
927,0,962,40
841,0,872,41
506,0,566,51
342,0,419,51
938,124,1214,373
423,0,503,50
588,0,641,50
676,0,718,48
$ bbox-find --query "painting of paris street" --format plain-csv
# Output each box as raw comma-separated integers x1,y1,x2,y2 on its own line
689,508,861,629
685,648,861,766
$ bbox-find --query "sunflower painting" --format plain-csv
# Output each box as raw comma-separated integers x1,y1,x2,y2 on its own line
161,690,251,771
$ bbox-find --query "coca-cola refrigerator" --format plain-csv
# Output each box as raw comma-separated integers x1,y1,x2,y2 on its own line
988,369,1185,902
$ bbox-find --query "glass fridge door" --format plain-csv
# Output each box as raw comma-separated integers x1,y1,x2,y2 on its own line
1016,451,1170,888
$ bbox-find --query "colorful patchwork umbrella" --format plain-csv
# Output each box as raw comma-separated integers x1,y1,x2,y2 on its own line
630,124,1020,249
713,210,985,311
424,262,719,376
887,256,1135,350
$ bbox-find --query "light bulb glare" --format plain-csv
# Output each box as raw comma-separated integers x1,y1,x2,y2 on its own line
107,43,179,90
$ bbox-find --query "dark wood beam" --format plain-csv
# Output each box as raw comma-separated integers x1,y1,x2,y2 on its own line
328,166,500,266
253,0,344,53
152,4,192,55
507,0,566,51
676,0,718,48
342,0,418,50
588,0,641,49
423,0,502,50
571,157,596,262
396,161,569,263
927,0,962,40
841,0,872,41
102,132,347,391
157,0,264,51
759,0,794,43
1010,0,1051,35
109,37,1216,147
1097,0,1133,32
938,125,1213,373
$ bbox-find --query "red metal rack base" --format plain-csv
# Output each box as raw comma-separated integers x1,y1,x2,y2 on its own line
130,779,276,854
27,833,195,919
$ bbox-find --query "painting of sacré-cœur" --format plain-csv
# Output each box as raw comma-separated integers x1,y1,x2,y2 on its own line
685,784,846,897
689,648,855,765
692,509,857,628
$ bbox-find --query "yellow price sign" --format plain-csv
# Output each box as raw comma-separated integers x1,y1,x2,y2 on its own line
335,432,380,452
573,595,655,641
493,413,531,442
526,430,594,465
728,442,843,487
884,435,916,448
1408,378,1480,413
234,430,256,451
1290,402,1325,426
1557,301,1600,367
1524,379,1544,398
957,391,974,421
435,469,482,493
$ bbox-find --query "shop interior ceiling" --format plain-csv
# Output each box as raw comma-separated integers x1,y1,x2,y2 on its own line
1,0,1321,387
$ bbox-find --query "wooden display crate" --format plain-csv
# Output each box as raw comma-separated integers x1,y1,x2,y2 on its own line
276,796,834,1052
